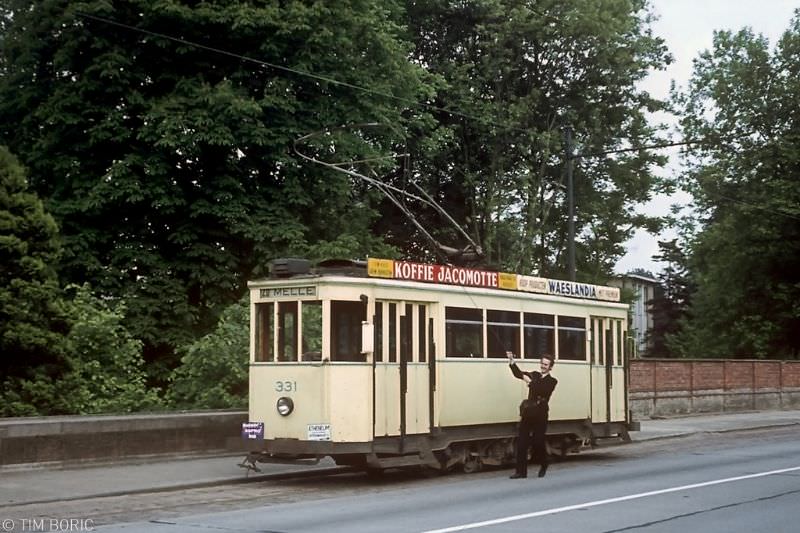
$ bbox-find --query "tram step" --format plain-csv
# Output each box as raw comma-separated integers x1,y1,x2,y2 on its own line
367,454,427,469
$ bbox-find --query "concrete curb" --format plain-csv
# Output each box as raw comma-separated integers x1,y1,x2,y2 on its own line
6,466,354,508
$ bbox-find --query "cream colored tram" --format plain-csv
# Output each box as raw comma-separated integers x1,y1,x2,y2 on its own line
241,258,631,473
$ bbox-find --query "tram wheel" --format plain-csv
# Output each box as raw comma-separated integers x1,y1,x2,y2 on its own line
463,457,482,474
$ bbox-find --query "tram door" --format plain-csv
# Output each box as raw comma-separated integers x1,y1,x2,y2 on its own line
589,316,625,422
373,301,433,438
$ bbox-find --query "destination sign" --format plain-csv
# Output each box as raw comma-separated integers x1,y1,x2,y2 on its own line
259,286,316,299
367,258,620,302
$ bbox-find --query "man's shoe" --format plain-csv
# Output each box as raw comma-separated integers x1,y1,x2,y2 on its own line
509,472,527,479
538,464,548,478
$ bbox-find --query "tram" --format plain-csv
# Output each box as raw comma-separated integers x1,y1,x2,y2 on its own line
240,257,632,473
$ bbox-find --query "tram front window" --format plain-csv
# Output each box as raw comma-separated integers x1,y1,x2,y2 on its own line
255,303,274,362
302,301,322,361
277,301,298,362
331,300,366,362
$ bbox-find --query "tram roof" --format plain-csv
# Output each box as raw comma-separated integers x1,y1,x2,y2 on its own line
248,258,622,304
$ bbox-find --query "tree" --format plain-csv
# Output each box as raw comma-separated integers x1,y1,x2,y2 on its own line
672,15,800,358
396,0,671,281
167,296,249,409
647,238,693,357
0,0,433,377
0,145,67,386
2,284,161,416
1,145,162,415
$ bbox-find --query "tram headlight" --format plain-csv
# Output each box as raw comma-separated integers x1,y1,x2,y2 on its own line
276,396,294,417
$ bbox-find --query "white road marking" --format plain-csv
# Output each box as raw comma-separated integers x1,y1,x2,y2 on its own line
422,465,800,533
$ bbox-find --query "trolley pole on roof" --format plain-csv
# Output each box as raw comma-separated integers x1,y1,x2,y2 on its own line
565,126,576,281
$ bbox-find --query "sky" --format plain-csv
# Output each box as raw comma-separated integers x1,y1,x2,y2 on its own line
613,0,798,276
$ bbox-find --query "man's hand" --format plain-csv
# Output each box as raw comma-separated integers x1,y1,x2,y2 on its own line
506,351,515,364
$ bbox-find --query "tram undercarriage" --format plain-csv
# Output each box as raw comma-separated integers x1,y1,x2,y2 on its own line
239,420,632,474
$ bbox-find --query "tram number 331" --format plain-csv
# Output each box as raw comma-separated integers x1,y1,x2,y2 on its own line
275,380,297,392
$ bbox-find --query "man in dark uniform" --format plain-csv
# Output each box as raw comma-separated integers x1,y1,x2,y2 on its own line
508,351,557,479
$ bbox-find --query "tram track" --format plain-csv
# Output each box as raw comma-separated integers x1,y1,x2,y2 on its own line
1,465,356,508
1,463,457,527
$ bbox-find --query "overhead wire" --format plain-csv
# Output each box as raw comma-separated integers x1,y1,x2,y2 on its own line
75,10,759,356
75,11,768,163
73,11,533,136
74,12,797,234
293,124,481,265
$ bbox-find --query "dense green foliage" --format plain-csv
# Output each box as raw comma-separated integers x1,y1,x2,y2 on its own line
1,146,159,415
646,239,694,357
0,146,68,391
394,0,671,279
0,1,687,413
669,15,800,359
0,0,431,378
2,284,161,416
167,296,249,409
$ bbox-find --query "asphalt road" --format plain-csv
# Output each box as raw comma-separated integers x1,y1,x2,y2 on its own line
81,425,800,532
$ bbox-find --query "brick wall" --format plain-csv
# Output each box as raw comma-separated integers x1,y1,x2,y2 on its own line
629,359,800,418
784,362,800,387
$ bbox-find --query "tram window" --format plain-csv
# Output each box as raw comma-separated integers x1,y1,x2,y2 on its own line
428,318,435,360
558,315,586,361
445,307,483,358
418,306,427,363
374,303,383,362
331,300,366,362
277,301,298,362
372,302,383,362
596,323,605,364
523,313,554,359
487,310,520,358
388,303,397,362
255,303,274,362
301,301,322,361
400,304,413,363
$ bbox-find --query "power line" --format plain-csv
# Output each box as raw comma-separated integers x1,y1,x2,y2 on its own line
74,11,533,136
75,11,754,161
697,189,800,221
574,133,758,159
75,11,797,223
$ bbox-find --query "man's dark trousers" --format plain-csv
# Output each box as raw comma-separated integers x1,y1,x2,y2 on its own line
515,412,547,476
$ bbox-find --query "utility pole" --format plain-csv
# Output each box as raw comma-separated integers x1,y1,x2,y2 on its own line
565,126,576,281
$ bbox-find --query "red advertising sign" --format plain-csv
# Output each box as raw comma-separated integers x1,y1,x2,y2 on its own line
369,258,500,289
366,258,617,301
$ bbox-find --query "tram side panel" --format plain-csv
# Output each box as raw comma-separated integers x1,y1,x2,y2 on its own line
328,366,373,441
435,360,593,428
249,364,324,441
589,316,628,425
436,360,519,426
611,366,627,422
547,361,592,422
250,364,373,443
406,362,431,435
374,363,401,437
